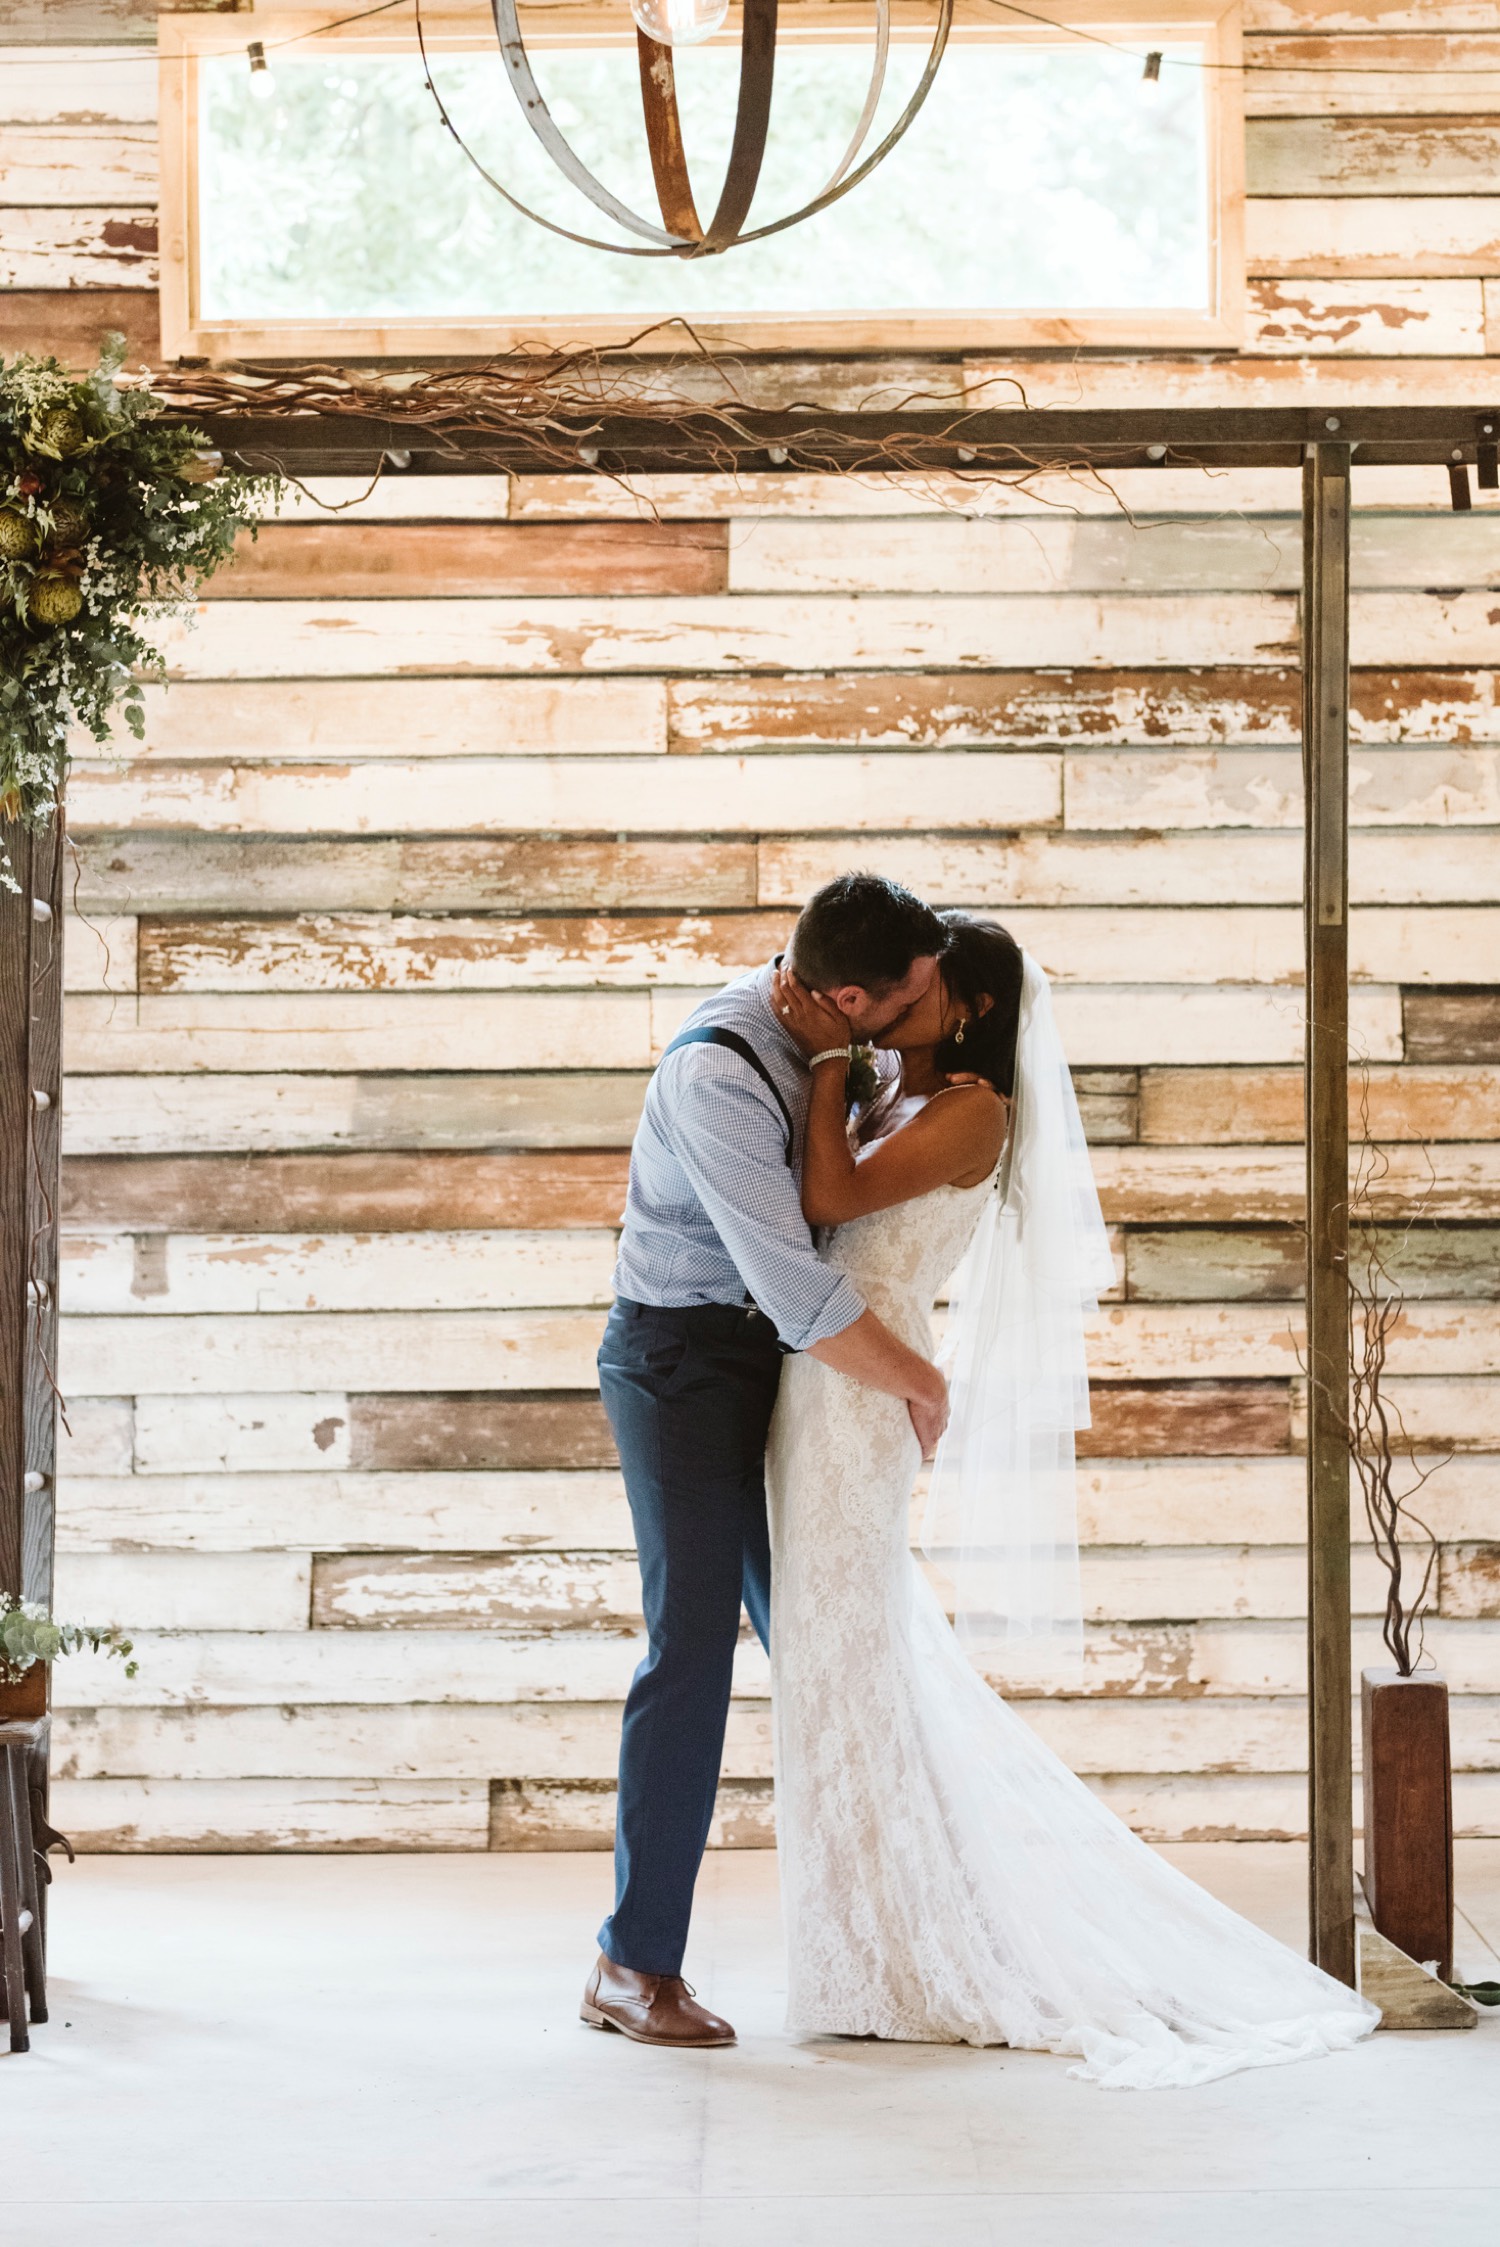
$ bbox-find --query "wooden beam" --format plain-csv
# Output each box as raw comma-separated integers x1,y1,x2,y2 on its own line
1303,442,1355,1987
183,405,1500,482
0,813,63,1608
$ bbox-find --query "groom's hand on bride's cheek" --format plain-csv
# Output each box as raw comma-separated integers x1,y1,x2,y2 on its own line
773,966,848,1057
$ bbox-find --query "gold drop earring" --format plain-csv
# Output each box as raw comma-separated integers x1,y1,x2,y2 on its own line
954,1016,966,1046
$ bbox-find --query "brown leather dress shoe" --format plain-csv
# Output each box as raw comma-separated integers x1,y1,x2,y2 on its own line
580,1954,736,2048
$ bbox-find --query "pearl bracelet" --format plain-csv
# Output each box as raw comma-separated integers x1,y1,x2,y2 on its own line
809,1046,853,1068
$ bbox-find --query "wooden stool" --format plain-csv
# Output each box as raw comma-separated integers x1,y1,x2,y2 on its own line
0,1717,51,2054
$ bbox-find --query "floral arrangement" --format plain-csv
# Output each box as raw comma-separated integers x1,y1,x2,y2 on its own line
0,333,277,877
845,1044,880,1108
0,1594,136,1681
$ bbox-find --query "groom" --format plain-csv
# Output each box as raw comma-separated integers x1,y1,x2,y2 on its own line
580,874,951,2049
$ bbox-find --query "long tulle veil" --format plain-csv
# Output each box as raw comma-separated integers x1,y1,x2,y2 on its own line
920,953,1115,1682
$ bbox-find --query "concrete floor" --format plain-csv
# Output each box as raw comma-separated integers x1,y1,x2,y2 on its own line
6,1844,1499,2246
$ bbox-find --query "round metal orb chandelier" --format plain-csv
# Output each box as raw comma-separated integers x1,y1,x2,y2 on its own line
477,0,955,258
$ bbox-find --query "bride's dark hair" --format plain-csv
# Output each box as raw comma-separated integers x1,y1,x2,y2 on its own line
934,913,1024,1098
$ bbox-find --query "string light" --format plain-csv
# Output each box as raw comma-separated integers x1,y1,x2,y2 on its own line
247,41,276,101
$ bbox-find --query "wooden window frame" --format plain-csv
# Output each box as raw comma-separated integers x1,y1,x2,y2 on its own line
158,0,1246,361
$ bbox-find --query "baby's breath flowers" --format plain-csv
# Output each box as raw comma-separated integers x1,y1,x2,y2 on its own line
0,334,277,884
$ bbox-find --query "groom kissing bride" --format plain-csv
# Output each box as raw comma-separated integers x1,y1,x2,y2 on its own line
580,874,1378,2091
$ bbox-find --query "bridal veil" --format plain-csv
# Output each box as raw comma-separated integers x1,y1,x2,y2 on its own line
922,952,1116,1680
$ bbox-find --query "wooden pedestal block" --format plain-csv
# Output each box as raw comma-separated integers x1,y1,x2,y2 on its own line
1361,1667,1453,1984
0,1667,47,1725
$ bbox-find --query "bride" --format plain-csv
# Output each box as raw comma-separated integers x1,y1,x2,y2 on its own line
766,913,1379,2090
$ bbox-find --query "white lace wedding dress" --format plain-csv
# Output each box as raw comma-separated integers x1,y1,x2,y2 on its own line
765,1171,1380,2090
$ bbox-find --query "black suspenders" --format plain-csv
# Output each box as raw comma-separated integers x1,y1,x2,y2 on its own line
659,1025,795,1160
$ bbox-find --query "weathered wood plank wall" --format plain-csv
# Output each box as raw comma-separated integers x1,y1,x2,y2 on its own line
3,1,1499,1850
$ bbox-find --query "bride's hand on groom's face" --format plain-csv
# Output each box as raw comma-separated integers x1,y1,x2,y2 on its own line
773,966,849,1060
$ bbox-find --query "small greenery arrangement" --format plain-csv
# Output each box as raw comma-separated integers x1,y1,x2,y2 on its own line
0,333,277,880
1,1594,137,1681
845,1044,880,1108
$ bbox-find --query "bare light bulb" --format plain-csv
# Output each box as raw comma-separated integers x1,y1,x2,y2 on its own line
630,0,728,48
248,40,276,100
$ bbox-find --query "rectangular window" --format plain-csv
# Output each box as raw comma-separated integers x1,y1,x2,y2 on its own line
160,3,1245,358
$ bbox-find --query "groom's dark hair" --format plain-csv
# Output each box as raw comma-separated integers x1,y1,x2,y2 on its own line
789,873,947,994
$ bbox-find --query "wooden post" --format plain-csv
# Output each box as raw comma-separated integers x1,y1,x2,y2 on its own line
1302,443,1355,1986
0,810,64,1612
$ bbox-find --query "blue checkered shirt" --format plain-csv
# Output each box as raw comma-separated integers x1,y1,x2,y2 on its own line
611,963,868,1351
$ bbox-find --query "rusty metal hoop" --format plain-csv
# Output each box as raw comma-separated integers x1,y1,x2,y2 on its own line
474,0,952,258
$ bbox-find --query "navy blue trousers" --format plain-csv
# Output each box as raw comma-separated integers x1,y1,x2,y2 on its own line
596,1297,779,1977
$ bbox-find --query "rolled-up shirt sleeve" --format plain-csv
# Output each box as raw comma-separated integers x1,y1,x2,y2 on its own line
670,1062,865,1351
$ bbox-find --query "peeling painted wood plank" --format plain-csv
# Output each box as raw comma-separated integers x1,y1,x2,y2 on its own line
63,990,655,1076
178,1275,1493,1413
1247,278,1485,355
671,670,1500,752
48,1616,1500,1710
72,826,1500,921
136,910,792,994
1246,115,1500,197
55,1395,133,1476
0,204,157,286
147,594,1300,679
1085,1302,1500,1384
1297,1375,1500,1451
1247,195,1500,277
1041,986,1403,1067
65,752,1064,836
57,1469,639,1556
0,284,157,362
1245,5,1500,32
62,913,135,994
132,1391,355,1475
207,521,730,601
76,677,670,760
0,121,157,203
1441,1546,1500,1618
350,1393,616,1474
49,1777,491,1853
1138,1064,1500,1144
1094,1143,1500,1223
60,1151,633,1234
0,51,158,125
1124,1224,1500,1303
1064,747,1500,830
60,1228,620,1315
962,353,1500,407
490,1777,769,1851
305,1544,1404,1633
270,477,514,524
1404,990,1500,1062
727,514,1500,598
137,906,1478,1001
57,1452,1500,1554
761,831,1500,910
1242,34,1500,116
57,1309,610,1397
1075,1454,1500,1547
71,834,756,914
59,1071,650,1156
509,464,1497,521
52,1549,311,1631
